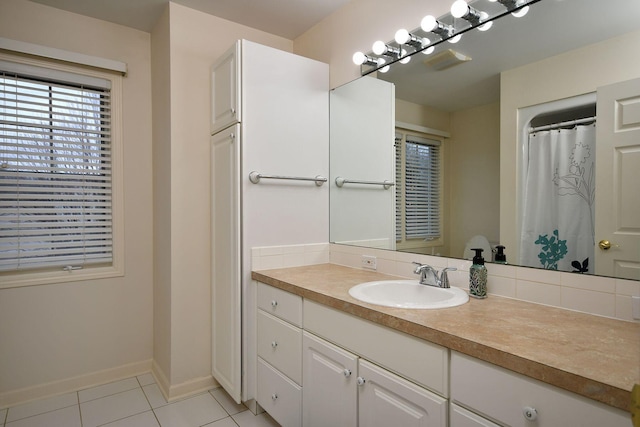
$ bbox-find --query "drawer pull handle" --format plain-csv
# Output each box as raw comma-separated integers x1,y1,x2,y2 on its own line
356,377,366,386
523,406,538,421
343,369,352,378
271,341,278,348
272,393,278,401
271,300,278,308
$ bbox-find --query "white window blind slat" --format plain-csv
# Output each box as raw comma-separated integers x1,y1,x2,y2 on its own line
395,131,441,243
0,69,113,272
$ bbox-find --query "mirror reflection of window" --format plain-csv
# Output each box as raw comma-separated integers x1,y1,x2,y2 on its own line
395,130,443,253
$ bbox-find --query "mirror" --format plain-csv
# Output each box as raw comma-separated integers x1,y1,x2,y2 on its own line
329,0,640,280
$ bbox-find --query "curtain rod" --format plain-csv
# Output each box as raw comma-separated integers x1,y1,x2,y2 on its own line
529,116,596,133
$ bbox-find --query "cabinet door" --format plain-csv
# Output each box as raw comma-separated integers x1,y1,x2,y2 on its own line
211,125,241,403
303,332,358,427
211,42,241,134
358,359,447,427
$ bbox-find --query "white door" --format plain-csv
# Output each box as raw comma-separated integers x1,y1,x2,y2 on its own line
302,332,358,427
211,124,242,403
210,43,241,134
595,78,640,280
358,359,447,427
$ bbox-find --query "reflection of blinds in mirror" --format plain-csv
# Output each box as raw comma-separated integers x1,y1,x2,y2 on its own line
395,131,441,244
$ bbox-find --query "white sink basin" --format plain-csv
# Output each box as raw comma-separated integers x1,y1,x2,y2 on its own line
348,280,469,309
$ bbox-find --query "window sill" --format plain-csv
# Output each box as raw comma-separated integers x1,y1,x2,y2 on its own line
0,264,124,289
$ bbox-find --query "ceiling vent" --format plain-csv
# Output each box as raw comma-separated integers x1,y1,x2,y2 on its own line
424,49,472,71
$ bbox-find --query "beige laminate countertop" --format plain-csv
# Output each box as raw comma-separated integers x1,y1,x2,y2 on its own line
252,263,640,412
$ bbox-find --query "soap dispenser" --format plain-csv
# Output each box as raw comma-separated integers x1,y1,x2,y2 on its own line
469,248,487,299
495,245,507,264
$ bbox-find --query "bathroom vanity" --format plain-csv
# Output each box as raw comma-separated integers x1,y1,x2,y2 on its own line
252,264,638,427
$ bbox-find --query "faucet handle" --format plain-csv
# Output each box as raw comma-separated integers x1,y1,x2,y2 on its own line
439,267,457,288
412,261,427,273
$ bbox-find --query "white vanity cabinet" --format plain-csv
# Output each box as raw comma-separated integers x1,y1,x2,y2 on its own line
303,331,447,427
450,352,630,427
256,283,303,427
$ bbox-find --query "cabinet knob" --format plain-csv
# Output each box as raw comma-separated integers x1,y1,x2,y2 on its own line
356,377,366,386
271,300,278,308
343,369,352,378
271,341,278,348
231,108,236,115
522,406,538,421
271,393,278,401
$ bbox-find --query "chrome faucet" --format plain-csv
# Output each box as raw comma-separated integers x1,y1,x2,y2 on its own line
412,262,457,288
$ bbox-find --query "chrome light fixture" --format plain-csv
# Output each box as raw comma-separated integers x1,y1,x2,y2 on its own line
451,0,493,31
421,15,461,43
352,52,381,67
372,41,411,64
490,0,530,17
352,0,538,75
395,29,435,55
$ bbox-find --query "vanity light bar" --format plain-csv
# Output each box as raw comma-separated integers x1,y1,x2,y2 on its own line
353,0,540,76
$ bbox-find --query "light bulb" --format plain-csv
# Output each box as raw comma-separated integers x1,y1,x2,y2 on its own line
448,34,462,44
377,58,389,73
451,0,469,18
421,15,437,32
512,5,529,17
420,37,434,54
399,49,411,64
372,41,387,56
478,12,493,31
422,46,435,55
352,52,366,65
395,29,410,45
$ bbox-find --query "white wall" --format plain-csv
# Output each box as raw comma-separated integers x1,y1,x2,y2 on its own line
0,0,153,407
450,102,500,258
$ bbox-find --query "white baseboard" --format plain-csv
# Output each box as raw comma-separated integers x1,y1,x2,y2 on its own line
151,361,219,402
0,359,153,410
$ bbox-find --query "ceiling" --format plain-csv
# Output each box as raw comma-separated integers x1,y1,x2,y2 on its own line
28,0,351,39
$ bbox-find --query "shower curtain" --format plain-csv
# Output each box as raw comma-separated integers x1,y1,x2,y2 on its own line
520,124,596,273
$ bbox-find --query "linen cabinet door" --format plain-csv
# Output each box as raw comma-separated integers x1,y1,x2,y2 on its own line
210,125,241,403
210,41,241,134
358,359,447,427
303,332,357,427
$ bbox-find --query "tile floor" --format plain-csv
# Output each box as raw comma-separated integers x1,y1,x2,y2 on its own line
0,374,280,427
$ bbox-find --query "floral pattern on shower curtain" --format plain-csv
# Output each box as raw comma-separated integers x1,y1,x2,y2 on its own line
519,124,596,273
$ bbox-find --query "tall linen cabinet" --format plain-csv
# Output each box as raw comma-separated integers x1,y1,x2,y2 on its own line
210,40,329,405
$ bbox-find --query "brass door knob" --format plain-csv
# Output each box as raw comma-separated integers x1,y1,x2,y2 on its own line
598,240,612,250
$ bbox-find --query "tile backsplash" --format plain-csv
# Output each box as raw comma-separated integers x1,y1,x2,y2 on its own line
251,242,639,322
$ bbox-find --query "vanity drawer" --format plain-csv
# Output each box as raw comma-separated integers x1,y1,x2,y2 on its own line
257,310,302,385
257,357,302,427
257,282,302,327
450,403,500,427
450,352,629,427
303,300,449,396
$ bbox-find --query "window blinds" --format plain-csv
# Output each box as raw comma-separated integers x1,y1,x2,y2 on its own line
0,70,113,272
395,132,441,242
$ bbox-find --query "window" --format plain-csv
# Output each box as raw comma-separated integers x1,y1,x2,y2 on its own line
0,55,122,286
395,130,442,249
